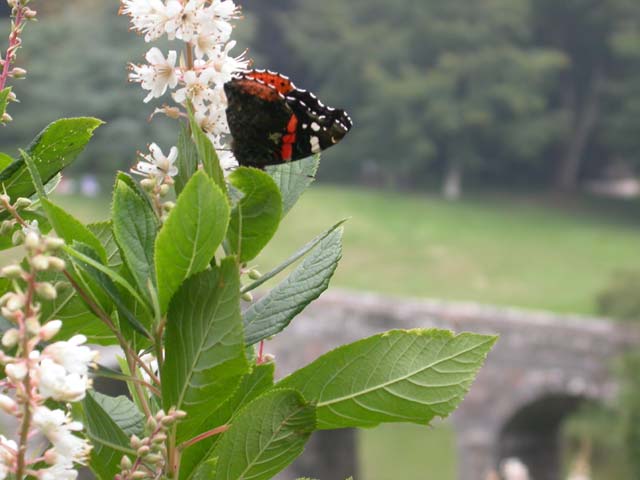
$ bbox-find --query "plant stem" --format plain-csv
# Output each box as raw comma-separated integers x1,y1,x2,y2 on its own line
177,424,230,451
0,5,25,91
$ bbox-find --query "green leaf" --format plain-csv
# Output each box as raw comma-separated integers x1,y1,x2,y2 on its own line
175,123,198,195
244,226,343,345
155,170,229,312
39,274,114,345
162,258,248,442
0,117,103,201
41,198,107,263
242,220,346,294
278,329,497,429
227,168,282,263
88,221,123,268
92,391,145,438
112,179,158,300
67,243,151,339
265,155,319,215
0,153,13,172
181,363,275,479
0,87,11,119
20,149,47,200
82,390,136,480
206,389,315,480
188,105,226,193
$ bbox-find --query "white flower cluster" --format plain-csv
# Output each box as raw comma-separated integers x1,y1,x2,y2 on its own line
124,0,248,173
0,217,98,479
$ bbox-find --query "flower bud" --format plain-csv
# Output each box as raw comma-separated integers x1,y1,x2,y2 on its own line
44,237,65,251
145,453,163,464
159,184,170,196
241,292,253,302
0,194,10,206
36,282,57,300
5,362,27,381
23,7,37,19
1,112,12,124
0,220,14,235
248,269,262,280
131,472,148,480
13,197,31,210
136,445,150,457
1,265,23,279
47,257,66,272
2,329,19,348
130,435,143,450
40,320,62,341
262,353,276,364
0,394,17,414
31,254,50,271
9,67,27,79
140,179,155,191
24,231,40,250
5,293,24,311
11,230,24,246
162,201,175,211
25,316,40,335
120,455,133,470
6,91,17,102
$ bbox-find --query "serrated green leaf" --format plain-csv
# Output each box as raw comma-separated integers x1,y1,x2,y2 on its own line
41,198,107,262
0,117,103,202
112,179,158,300
155,170,229,312
227,167,282,263
242,220,346,294
244,227,343,345
175,123,198,195
265,155,319,215
278,329,497,429
188,104,226,193
182,363,275,479
162,258,248,442
88,221,123,268
206,389,315,480
82,390,136,480
91,391,145,438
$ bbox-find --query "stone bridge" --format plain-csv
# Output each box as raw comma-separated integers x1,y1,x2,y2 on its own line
269,290,638,480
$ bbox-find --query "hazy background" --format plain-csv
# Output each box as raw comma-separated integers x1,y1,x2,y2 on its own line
2,0,640,478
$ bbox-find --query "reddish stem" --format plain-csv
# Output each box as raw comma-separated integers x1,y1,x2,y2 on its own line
178,424,229,451
0,6,25,91
257,340,264,364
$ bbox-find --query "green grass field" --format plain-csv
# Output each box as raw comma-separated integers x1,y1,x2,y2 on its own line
50,184,640,479
54,185,640,315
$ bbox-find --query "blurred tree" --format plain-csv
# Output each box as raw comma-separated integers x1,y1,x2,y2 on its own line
277,0,566,196
532,0,640,191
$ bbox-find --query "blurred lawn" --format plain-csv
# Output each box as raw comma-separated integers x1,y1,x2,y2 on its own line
53,185,640,315
49,185,640,479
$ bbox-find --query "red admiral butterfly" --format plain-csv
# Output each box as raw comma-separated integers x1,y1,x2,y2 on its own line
224,70,352,168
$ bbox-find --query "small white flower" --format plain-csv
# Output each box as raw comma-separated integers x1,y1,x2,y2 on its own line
130,48,178,102
131,143,179,180
33,407,90,465
36,358,90,402
121,0,174,42
42,335,98,377
164,0,206,42
39,320,63,341
0,435,16,479
5,362,27,382
38,463,79,480
218,150,239,174
173,68,217,106
22,219,40,236
205,41,249,86
197,104,229,138
139,351,158,385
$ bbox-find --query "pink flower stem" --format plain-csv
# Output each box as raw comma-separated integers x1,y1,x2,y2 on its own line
0,5,26,91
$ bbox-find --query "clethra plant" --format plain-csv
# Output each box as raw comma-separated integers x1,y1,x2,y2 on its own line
0,0,496,479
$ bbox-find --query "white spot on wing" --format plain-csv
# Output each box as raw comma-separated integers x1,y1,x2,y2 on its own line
311,122,321,132
310,136,321,153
